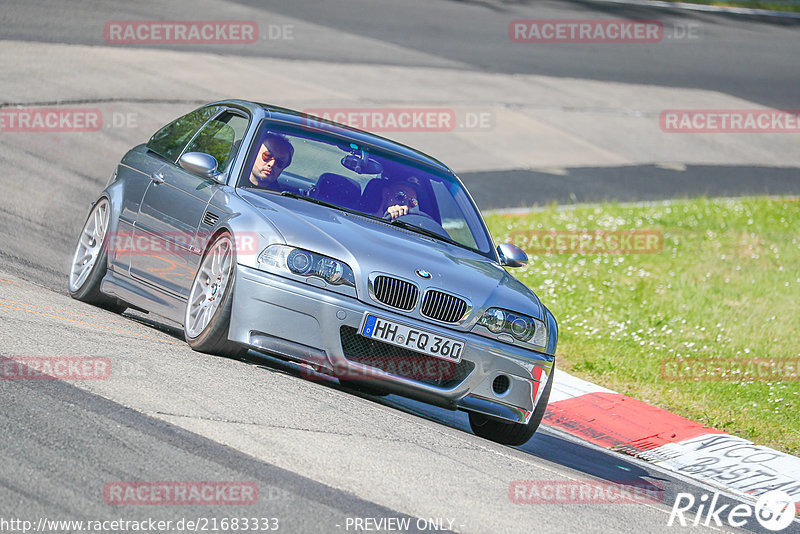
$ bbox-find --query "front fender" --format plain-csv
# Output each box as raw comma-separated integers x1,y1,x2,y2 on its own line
544,305,558,356
203,188,285,269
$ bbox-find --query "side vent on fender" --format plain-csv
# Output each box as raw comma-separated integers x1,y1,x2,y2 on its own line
202,211,220,227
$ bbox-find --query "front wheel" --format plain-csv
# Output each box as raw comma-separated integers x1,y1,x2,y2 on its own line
468,366,554,446
68,198,126,313
184,232,246,359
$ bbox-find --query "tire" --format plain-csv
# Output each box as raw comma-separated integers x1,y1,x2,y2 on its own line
184,231,247,359
68,198,126,313
468,366,554,446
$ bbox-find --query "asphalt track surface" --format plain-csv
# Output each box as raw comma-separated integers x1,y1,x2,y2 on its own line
3,0,799,108
1,1,798,533
2,0,799,212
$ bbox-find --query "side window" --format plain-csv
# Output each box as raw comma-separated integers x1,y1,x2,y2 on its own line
184,112,249,171
146,106,220,162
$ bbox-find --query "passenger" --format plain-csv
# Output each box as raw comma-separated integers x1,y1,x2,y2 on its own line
249,132,294,189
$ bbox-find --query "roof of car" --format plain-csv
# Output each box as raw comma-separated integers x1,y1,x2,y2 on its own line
219,99,455,175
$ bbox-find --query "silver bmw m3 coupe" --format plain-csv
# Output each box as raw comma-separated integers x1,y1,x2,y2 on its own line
68,100,558,446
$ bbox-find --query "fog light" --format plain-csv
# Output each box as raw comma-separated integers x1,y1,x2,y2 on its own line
492,374,510,395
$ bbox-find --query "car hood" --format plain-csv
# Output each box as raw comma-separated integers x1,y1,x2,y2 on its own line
239,190,543,321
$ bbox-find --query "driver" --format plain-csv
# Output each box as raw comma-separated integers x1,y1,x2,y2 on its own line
377,180,420,220
249,132,294,189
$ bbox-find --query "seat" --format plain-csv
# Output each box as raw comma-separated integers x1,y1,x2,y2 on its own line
309,173,361,209
358,178,386,215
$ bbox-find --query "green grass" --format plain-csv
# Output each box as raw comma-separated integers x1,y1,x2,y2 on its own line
662,0,800,12
483,196,800,455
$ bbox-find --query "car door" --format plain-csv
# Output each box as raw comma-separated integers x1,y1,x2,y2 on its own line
110,106,220,277
131,109,249,298
107,154,166,277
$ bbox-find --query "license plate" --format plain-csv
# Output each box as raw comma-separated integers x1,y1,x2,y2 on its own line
359,314,464,362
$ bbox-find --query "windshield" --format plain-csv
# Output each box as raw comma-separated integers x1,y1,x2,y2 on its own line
238,121,494,257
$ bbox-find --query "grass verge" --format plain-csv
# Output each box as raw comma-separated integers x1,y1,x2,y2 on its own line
483,196,800,455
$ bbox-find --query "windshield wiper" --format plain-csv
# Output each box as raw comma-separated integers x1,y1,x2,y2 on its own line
386,218,463,249
279,190,334,207
275,190,469,251
278,190,366,216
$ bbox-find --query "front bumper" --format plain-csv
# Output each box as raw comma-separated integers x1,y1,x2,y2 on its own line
229,265,555,424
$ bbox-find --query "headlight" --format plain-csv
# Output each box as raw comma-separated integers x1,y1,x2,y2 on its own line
258,245,355,287
476,307,547,348
483,308,506,333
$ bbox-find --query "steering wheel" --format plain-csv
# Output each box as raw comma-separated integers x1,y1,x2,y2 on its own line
382,209,436,223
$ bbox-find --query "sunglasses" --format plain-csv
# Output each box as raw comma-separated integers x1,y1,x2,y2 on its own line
261,150,288,167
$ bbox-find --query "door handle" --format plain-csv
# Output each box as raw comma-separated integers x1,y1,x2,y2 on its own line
150,171,165,184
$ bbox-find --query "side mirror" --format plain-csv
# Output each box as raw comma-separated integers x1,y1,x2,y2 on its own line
497,242,528,267
179,152,220,180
